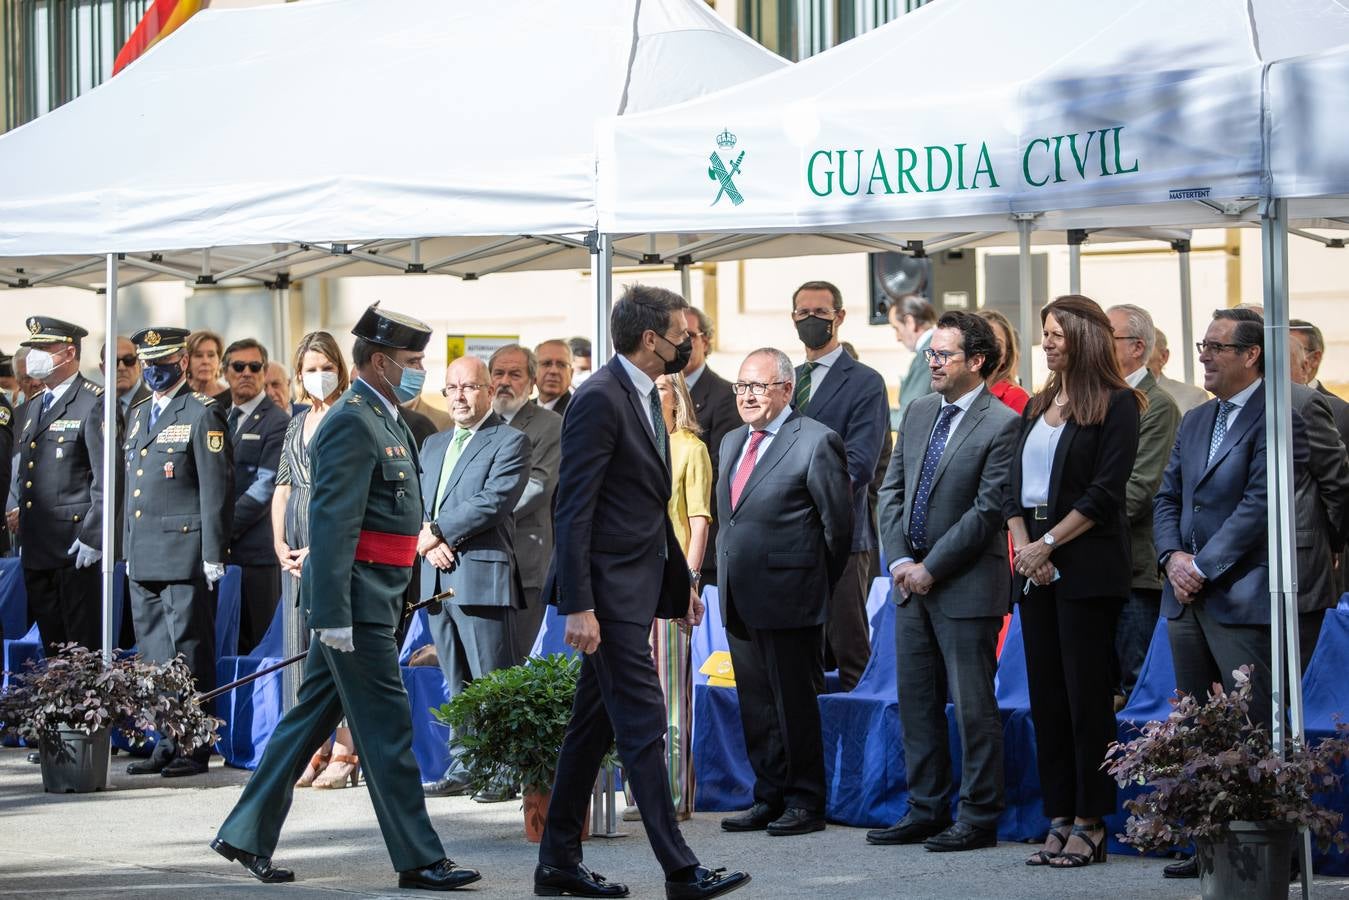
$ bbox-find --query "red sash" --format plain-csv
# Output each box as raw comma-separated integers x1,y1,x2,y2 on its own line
354,529,418,567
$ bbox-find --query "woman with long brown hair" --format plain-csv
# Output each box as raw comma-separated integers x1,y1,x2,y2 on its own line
977,308,1030,414
1003,295,1143,869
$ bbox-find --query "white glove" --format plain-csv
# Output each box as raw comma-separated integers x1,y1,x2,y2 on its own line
203,562,226,586
317,627,355,653
67,539,101,569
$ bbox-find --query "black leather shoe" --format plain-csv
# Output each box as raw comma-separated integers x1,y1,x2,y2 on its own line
720,802,781,832
1163,856,1198,879
665,867,750,900
161,756,208,777
398,858,482,891
126,755,170,775
923,821,997,852
210,838,295,884
765,807,826,836
534,863,629,897
866,814,952,845
422,777,471,797
472,785,518,803
26,751,40,764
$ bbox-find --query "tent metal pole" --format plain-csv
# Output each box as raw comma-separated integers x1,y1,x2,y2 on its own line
679,262,692,302
591,233,613,362
1174,240,1196,386
1067,229,1084,295
101,254,119,665
1015,215,1035,390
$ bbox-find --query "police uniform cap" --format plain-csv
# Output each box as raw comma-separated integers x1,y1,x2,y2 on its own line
20,317,89,348
131,326,191,361
351,303,432,352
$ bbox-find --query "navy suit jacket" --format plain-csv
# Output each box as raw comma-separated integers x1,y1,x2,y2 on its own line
228,395,290,564
542,357,690,625
794,350,890,553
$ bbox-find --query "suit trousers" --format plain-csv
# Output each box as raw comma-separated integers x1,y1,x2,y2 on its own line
1167,602,1272,730
24,563,102,655
429,603,516,776
1115,588,1162,697
129,576,217,693
727,623,826,814
511,586,546,663
540,618,698,877
825,550,872,692
238,563,282,655
1019,587,1122,820
216,621,444,872
895,596,1003,828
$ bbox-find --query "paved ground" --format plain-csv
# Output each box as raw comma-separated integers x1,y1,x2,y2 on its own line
2,747,1347,898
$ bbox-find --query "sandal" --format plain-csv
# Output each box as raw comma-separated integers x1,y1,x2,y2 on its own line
1050,823,1108,868
1026,819,1073,866
312,754,360,789
295,749,331,788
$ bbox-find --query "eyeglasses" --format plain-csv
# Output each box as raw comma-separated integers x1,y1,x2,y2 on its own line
791,308,838,321
1196,341,1251,355
115,355,138,368
229,361,264,374
441,383,486,397
1112,335,1143,343
922,348,966,365
732,381,789,396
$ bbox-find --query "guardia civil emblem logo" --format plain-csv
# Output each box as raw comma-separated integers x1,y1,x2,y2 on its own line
708,128,744,207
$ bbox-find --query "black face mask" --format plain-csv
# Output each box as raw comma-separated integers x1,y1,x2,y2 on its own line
655,333,693,375
795,315,834,350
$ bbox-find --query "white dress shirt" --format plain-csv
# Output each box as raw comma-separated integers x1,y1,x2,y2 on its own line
356,377,400,420
1019,414,1066,508
684,363,706,390
730,402,793,475
42,373,79,408
617,355,658,434
1123,365,1148,389
229,392,265,432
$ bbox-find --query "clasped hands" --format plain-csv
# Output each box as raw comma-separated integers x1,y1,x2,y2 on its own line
1164,550,1205,604
891,561,935,599
1011,539,1056,586
418,522,456,571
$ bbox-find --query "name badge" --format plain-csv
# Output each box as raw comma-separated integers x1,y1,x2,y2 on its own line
241,433,261,441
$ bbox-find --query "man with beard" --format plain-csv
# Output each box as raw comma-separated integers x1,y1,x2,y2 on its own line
486,344,562,661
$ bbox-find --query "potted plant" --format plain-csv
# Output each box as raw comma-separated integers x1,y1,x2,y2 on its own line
1105,665,1349,900
0,643,220,794
435,653,606,842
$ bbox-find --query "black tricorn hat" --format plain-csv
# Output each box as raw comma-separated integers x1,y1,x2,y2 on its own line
351,303,432,352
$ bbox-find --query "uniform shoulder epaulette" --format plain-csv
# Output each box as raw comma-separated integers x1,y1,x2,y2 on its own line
130,395,151,409
347,393,363,405
193,392,217,406
82,381,105,397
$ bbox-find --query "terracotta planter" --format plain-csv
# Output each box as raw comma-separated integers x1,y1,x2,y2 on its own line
523,789,590,843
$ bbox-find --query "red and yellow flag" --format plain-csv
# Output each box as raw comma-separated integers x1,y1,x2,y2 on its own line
113,0,207,75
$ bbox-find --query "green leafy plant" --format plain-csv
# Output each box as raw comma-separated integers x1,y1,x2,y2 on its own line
434,653,611,796
1105,665,1349,853
0,643,220,759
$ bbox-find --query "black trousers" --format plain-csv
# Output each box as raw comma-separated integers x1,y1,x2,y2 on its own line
24,563,102,655
727,622,826,814
824,550,872,692
540,618,698,877
1019,586,1122,820
238,563,282,654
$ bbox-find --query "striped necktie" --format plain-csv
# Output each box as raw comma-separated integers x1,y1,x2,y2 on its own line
794,362,819,410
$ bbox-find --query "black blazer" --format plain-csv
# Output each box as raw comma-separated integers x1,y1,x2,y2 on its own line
1003,387,1140,602
228,395,290,564
689,365,739,476
542,357,689,625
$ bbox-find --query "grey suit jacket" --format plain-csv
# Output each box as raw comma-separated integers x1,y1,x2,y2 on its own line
877,387,1020,619
1292,383,1349,612
421,413,531,607
1126,373,1181,590
898,341,935,414
505,401,562,592
1156,373,1209,415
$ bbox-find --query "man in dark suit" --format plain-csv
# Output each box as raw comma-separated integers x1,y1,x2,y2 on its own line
682,307,737,588
222,339,291,653
890,295,937,415
535,338,574,416
537,285,748,900
1107,305,1181,701
124,326,233,777
1291,318,1349,599
15,317,103,654
487,344,562,661
717,349,851,838
868,312,1019,852
789,280,890,691
418,354,530,799
213,305,480,891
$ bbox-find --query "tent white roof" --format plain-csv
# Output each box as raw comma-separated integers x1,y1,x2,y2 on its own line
597,0,1349,236
1268,42,1349,222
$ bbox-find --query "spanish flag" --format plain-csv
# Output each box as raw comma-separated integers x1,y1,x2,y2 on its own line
113,0,207,75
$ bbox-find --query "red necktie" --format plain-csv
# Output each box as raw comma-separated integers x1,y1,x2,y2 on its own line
730,430,768,508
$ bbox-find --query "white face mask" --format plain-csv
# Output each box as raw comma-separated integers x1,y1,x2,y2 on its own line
25,349,58,380
302,370,339,402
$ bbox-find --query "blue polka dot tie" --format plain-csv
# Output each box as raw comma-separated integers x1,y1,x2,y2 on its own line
1207,400,1236,465
908,404,961,551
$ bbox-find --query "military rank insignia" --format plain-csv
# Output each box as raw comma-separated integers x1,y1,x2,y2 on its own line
384,446,408,458
0,407,9,427
207,430,225,453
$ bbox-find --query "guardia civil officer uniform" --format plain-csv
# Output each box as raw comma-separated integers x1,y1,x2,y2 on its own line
213,305,479,891
15,318,107,654
124,327,233,777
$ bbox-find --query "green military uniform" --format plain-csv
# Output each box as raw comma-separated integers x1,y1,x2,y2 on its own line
216,321,445,873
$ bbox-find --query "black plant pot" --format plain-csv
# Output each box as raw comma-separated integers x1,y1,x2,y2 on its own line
39,727,111,794
1195,820,1296,900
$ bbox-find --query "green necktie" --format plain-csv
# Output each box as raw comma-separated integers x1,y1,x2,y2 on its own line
435,428,472,509
648,387,668,462
794,361,819,410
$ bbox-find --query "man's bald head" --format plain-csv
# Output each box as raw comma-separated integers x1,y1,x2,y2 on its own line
445,355,492,427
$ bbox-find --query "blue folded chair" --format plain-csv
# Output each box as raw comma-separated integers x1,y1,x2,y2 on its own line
0,557,26,642
1302,608,1349,874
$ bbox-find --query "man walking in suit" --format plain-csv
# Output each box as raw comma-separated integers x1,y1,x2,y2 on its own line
868,312,1019,852
717,349,852,838
536,284,747,900
535,339,575,416
890,295,937,414
223,338,291,653
418,354,530,799
790,280,890,691
682,307,737,588
213,305,480,891
15,317,105,654
486,344,562,661
124,326,233,777
1107,305,1181,701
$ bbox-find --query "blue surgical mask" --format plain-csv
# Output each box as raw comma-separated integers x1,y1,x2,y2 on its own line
382,356,426,404
144,360,183,393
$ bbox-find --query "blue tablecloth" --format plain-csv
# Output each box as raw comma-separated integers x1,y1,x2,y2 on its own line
0,558,25,641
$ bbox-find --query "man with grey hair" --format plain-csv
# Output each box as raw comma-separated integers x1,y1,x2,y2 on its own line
1290,319,1349,449
535,339,574,416
1147,327,1208,415
1108,305,1181,702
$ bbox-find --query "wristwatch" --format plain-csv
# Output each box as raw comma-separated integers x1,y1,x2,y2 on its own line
689,568,701,587
428,521,444,541
1041,532,1056,547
